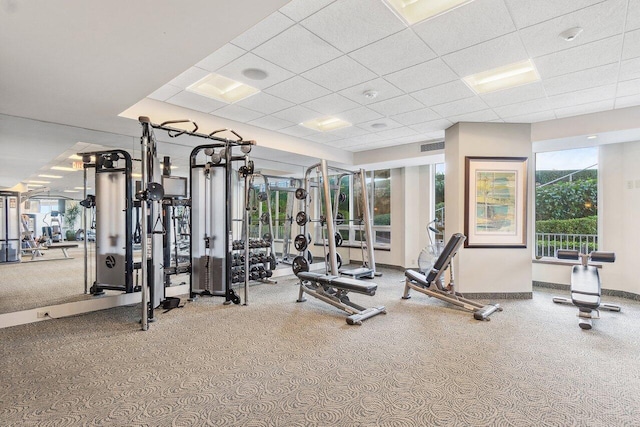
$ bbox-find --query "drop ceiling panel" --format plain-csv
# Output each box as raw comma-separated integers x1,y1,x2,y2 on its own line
391,107,441,126
300,0,405,53
518,0,627,58
615,93,640,108
304,132,341,143
264,76,331,104
211,104,264,122
165,91,227,113
535,36,622,79
617,78,640,97
167,67,211,89
628,0,640,31
301,55,377,91
384,59,458,93
555,99,615,118
338,78,403,105
547,84,617,109
409,119,454,133
413,0,516,56
357,117,403,132
331,133,385,147
620,57,640,81
272,105,319,123
543,63,618,95
375,126,417,140
480,82,547,108
327,125,369,139
278,124,317,137
216,53,295,89
504,0,605,29
431,96,490,117
368,95,425,116
335,106,384,124
247,115,294,130
349,29,436,76
411,80,476,107
230,12,294,51
279,0,335,22
196,44,246,72
449,109,500,123
302,93,360,115
503,110,557,123
147,84,182,102
494,98,553,118
442,32,528,77
234,92,294,115
622,28,640,59
252,25,341,73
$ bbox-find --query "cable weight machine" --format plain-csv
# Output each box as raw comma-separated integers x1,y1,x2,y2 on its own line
184,124,255,306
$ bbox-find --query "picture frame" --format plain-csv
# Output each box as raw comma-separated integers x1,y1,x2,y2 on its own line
464,156,528,248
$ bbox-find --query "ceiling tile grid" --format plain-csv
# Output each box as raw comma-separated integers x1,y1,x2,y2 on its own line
142,0,639,153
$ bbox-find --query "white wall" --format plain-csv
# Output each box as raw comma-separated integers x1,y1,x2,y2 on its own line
445,122,533,294
600,140,640,294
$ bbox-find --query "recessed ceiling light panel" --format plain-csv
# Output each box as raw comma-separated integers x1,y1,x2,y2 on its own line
384,0,474,25
301,116,351,132
39,174,63,179
187,73,259,103
463,59,540,94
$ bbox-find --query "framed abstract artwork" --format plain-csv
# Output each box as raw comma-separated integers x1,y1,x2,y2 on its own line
464,156,528,248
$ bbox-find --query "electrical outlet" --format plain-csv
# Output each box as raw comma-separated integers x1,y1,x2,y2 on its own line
37,311,49,318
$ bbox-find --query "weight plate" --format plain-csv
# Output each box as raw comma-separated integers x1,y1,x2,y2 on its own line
292,255,309,276
335,232,343,247
269,253,277,270
336,212,345,225
294,234,308,252
260,212,270,225
326,253,343,269
338,192,347,203
295,211,308,226
262,233,272,243
295,188,307,200
257,191,268,202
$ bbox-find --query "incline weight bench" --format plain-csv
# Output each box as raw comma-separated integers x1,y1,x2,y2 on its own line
552,249,620,330
296,271,386,325
403,233,502,321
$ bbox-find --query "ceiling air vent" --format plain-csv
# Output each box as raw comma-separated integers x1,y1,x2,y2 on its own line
421,141,444,152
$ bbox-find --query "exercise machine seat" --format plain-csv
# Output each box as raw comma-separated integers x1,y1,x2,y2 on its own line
298,271,377,296
405,269,430,288
570,266,601,310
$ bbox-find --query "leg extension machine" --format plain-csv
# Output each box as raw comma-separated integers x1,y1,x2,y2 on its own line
552,249,620,330
403,233,502,321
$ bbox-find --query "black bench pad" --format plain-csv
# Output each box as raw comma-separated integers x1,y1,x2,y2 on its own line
571,265,601,309
298,272,377,296
47,243,79,249
405,269,430,288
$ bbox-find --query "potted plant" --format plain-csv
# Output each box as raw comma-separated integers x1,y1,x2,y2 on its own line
64,203,81,241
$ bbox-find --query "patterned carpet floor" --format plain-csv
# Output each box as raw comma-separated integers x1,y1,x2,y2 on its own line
1,266,640,426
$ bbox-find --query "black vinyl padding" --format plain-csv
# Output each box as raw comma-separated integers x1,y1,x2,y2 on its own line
556,249,579,260
425,233,465,283
405,269,430,288
571,265,601,309
589,251,615,263
297,271,377,296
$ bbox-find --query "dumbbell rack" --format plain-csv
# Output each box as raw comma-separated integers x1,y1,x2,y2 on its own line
230,239,276,284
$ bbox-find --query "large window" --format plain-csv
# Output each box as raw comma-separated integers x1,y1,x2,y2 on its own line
535,147,598,257
344,169,392,248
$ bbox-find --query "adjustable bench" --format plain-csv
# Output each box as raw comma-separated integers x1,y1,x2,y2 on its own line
403,233,502,321
296,271,386,325
23,243,79,261
552,249,620,330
